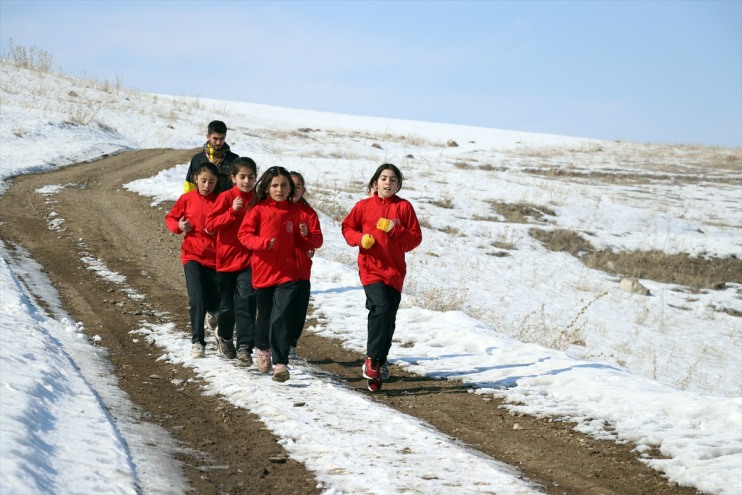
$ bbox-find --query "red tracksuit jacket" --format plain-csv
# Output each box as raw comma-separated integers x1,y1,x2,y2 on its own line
205,186,255,272
295,201,324,281
238,198,312,289
341,193,422,292
165,190,219,268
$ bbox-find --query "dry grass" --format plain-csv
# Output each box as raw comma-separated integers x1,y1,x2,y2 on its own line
487,201,556,224
523,166,742,186
530,228,742,291
512,292,610,351
430,197,454,209
511,141,741,186
3,38,53,72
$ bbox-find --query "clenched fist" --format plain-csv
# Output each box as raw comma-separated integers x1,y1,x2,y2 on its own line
361,234,375,249
376,218,394,233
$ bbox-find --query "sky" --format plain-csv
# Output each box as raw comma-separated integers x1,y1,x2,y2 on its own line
0,0,740,147
0,58,741,494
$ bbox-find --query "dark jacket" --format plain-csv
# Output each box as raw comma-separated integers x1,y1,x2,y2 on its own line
183,143,239,194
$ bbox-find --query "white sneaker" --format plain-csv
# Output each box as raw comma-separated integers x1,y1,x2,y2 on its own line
191,343,205,358
205,312,218,338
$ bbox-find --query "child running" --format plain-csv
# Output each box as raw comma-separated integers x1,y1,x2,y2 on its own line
341,163,422,391
165,162,221,358
287,171,324,359
205,157,258,363
237,166,314,382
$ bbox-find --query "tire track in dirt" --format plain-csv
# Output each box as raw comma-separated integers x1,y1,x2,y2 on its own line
0,149,701,495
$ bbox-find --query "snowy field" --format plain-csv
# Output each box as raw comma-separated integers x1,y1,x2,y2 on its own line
1,59,740,494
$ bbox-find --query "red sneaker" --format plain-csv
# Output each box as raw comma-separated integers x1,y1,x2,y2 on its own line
362,357,382,392
367,377,382,392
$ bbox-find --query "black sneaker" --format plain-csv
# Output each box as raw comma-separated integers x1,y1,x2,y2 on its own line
236,346,253,365
216,337,236,359
380,363,390,380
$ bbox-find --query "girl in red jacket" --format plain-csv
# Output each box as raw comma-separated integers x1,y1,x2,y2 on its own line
237,166,313,382
341,163,422,391
288,171,324,359
165,162,221,359
205,157,258,363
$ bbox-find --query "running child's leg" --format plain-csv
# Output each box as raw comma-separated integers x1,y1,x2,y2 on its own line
363,282,395,363
379,284,401,364
270,281,299,366
254,286,275,372
288,279,311,348
216,271,237,341
234,268,256,352
184,261,208,346
254,287,274,351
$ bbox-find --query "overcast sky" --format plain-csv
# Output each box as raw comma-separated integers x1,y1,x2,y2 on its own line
1,0,740,147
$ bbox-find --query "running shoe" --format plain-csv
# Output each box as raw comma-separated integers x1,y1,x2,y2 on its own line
237,346,253,366
256,349,272,373
191,342,205,358
272,364,290,382
380,363,390,380
362,357,382,392
216,337,236,359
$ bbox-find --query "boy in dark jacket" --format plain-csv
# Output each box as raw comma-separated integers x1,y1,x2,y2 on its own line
184,120,239,194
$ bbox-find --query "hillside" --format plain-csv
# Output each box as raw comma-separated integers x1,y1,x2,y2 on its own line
0,58,740,494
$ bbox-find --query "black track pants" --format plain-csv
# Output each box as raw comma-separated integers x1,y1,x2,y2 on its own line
184,261,220,345
216,268,256,350
363,282,401,364
255,281,298,365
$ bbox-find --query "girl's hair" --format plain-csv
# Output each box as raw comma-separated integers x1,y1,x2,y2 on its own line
192,161,219,180
367,163,403,194
252,166,295,205
231,156,257,176
290,171,310,206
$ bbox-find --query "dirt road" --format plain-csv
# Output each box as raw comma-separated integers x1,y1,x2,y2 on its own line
0,149,701,494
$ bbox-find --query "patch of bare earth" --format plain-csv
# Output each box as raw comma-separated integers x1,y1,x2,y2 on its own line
0,149,702,494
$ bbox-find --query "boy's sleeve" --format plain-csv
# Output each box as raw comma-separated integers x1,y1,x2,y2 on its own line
183,158,197,193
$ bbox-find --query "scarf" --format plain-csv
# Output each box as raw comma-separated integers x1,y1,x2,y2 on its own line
203,142,228,166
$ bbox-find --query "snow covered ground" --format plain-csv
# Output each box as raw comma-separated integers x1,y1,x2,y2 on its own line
1,59,740,494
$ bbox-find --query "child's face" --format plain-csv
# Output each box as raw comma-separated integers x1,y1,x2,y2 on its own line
206,132,226,150
194,170,218,196
291,175,304,203
266,175,291,202
232,167,256,193
375,170,399,199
